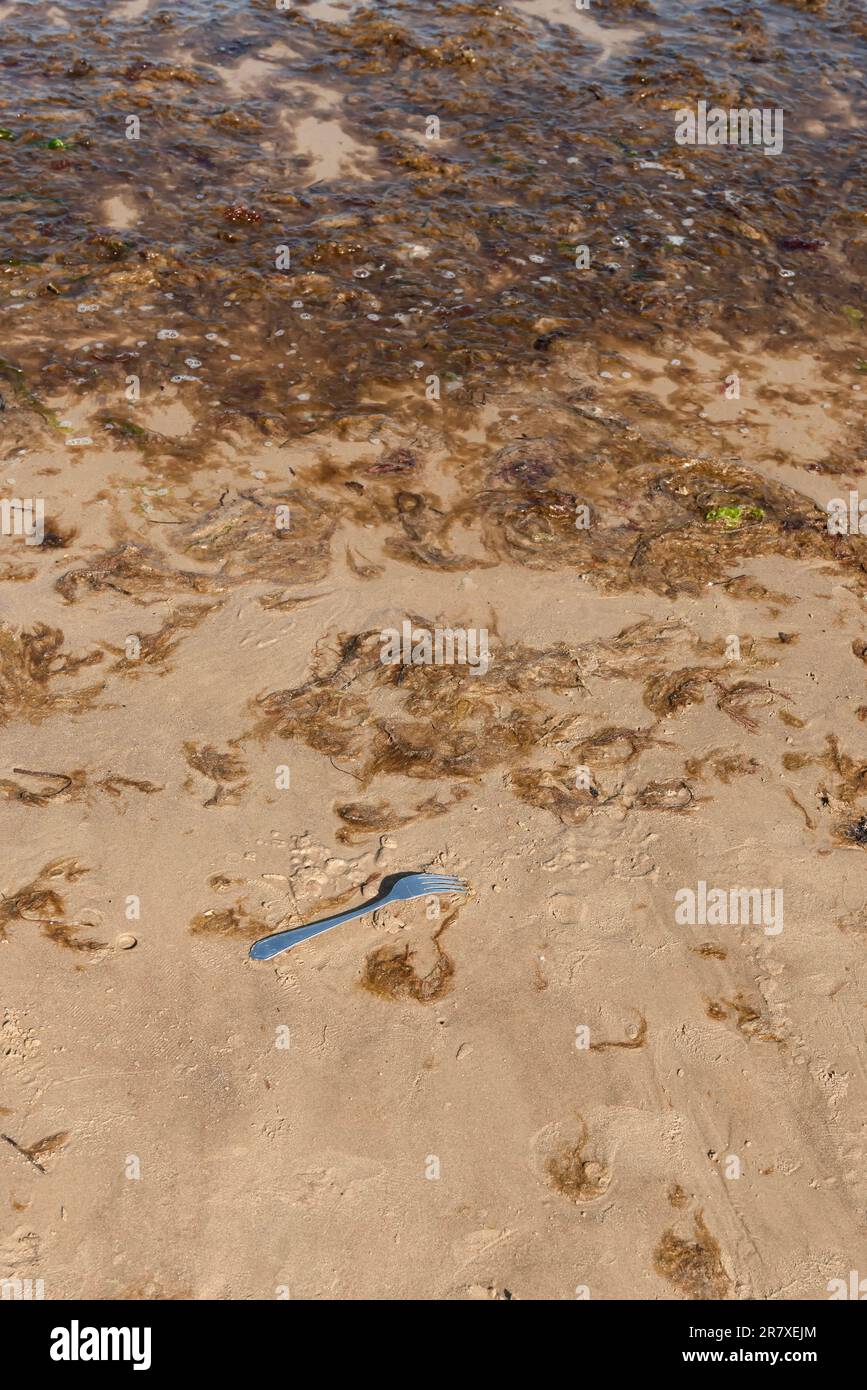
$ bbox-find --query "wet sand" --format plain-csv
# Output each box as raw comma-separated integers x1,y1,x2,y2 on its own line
1,0,866,1301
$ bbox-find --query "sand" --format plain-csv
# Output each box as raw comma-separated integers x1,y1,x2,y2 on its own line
2,326,866,1301
2,0,866,1305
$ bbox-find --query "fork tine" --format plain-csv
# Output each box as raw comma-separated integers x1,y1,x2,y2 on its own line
418,873,465,883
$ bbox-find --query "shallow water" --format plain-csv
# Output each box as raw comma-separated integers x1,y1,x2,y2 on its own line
1,0,864,443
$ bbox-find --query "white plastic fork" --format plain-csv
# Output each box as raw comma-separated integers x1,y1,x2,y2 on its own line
248,871,468,961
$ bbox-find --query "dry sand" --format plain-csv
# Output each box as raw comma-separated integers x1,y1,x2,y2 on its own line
2,326,866,1302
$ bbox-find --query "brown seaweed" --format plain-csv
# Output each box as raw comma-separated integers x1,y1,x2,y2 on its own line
653,1213,732,1300
0,768,159,807
0,859,101,951
684,750,761,784
254,624,582,783
56,542,218,605
335,788,468,844
188,905,269,940
183,742,249,808
1,1129,69,1174
545,1117,610,1203
704,993,784,1045
361,911,457,1004
0,624,104,725
0,0,864,479
105,604,216,674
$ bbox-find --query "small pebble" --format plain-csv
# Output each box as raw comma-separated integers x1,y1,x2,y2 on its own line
116,933,137,950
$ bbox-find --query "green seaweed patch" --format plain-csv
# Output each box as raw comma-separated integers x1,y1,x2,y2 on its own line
0,356,60,428
705,505,765,529
98,415,150,441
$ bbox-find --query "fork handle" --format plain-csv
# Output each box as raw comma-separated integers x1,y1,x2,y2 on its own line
249,899,376,961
